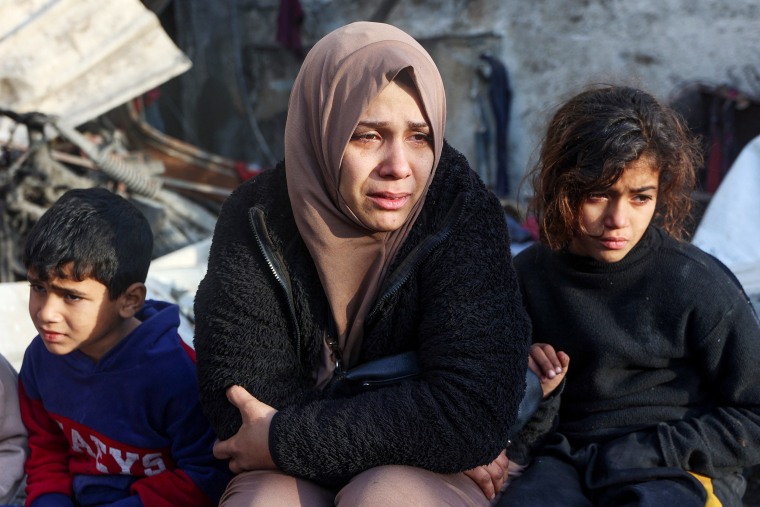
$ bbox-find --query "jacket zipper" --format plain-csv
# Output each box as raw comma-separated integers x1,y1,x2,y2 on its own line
249,206,302,361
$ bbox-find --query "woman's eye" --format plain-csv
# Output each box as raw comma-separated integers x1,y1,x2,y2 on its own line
351,132,379,142
587,193,607,202
409,132,431,144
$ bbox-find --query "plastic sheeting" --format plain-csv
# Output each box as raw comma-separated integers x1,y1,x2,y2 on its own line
0,0,191,128
692,134,760,301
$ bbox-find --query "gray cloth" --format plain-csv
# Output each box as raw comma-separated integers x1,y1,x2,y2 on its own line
0,353,27,505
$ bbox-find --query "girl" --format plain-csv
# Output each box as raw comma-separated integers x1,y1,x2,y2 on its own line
500,85,760,507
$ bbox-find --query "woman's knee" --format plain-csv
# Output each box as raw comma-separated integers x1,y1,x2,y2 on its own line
336,465,490,507
219,470,334,507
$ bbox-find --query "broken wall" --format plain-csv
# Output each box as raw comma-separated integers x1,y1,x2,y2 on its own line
157,0,760,202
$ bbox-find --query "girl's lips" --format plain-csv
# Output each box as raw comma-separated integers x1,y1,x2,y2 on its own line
368,193,409,211
599,237,628,250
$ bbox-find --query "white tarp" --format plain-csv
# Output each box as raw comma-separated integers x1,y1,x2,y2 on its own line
0,0,191,128
692,134,760,298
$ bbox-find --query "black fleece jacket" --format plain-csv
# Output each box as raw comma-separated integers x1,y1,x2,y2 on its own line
514,227,760,477
193,142,532,486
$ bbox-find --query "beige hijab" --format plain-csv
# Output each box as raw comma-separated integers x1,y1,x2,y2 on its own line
284,22,446,386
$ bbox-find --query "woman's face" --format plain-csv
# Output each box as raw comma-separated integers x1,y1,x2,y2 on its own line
339,79,434,232
569,156,659,263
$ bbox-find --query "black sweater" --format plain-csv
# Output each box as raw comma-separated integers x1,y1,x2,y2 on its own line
194,142,532,486
514,227,760,476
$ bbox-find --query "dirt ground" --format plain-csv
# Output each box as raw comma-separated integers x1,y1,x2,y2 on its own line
745,466,760,506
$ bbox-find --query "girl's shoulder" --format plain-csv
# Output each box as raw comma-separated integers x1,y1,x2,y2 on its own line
657,230,750,301
513,242,556,272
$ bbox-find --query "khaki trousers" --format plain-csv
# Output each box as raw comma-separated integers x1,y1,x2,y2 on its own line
220,465,492,507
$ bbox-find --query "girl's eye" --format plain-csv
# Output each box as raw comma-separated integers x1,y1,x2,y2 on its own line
632,194,654,204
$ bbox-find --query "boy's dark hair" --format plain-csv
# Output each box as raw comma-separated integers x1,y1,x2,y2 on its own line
23,187,154,299
527,85,702,249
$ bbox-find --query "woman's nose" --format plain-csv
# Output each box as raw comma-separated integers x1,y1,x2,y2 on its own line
377,140,412,178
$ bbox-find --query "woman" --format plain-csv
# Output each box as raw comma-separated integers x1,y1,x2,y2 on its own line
193,22,532,506
499,85,760,507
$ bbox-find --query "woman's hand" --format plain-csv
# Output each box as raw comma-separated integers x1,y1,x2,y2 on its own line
463,449,509,500
528,343,570,398
213,385,278,473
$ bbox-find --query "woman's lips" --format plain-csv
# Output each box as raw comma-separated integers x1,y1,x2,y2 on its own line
368,192,409,210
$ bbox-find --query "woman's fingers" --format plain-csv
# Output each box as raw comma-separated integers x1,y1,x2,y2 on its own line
213,385,278,472
464,450,509,500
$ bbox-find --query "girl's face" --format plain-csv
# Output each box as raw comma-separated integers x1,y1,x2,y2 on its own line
338,79,434,232
569,157,659,263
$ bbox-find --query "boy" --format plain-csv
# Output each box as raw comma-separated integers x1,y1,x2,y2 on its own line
498,86,760,506
19,188,229,507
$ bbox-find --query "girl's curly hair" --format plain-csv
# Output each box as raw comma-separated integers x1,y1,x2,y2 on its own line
527,85,702,250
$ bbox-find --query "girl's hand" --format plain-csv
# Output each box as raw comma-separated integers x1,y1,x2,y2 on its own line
528,343,570,398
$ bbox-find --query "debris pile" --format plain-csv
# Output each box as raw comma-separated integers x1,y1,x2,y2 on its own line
0,107,226,283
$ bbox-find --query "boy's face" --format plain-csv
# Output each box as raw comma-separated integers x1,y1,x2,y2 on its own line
27,265,138,362
569,157,659,263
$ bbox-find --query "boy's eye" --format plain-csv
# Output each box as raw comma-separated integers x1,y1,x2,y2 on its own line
64,293,82,302
29,283,45,294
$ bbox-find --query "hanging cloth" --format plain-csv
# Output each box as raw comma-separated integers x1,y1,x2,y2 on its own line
276,0,305,58
480,54,512,197
705,88,738,193
474,92,493,187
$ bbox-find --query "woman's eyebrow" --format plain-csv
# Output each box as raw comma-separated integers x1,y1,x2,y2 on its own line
408,121,430,130
356,120,389,128
355,120,430,130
